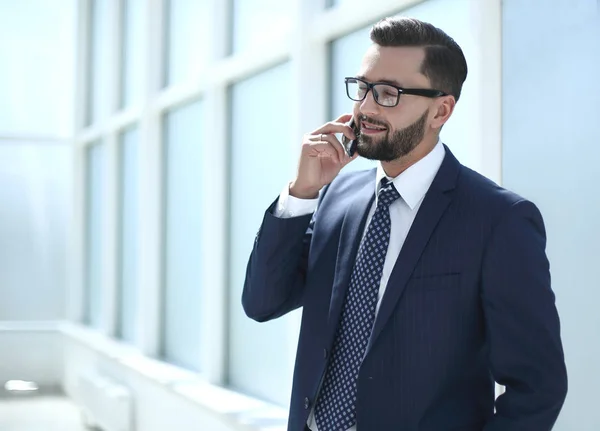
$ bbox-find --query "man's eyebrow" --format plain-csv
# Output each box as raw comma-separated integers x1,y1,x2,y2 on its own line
355,75,404,87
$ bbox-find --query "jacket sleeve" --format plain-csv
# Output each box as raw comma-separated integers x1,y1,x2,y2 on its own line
482,199,568,430
242,187,328,322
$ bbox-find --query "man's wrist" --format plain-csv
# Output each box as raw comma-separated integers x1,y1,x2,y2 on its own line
289,181,319,199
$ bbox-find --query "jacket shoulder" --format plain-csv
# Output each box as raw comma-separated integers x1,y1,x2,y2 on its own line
457,166,540,221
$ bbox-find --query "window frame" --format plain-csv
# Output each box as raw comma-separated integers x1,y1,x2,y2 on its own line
72,0,502,406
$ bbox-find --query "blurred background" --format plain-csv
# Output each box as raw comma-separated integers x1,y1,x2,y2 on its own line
0,0,598,430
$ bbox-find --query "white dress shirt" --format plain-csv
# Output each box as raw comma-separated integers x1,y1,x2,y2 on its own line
274,140,446,431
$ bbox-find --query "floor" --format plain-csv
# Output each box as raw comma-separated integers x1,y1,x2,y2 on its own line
0,395,87,431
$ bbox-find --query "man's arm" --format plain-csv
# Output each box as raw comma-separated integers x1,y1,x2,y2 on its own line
241,184,322,322
482,199,567,430
242,114,355,322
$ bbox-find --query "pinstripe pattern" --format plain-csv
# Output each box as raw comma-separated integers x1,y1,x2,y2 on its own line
243,145,567,431
315,179,399,430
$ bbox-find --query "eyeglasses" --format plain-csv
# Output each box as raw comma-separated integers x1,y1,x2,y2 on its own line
345,77,448,107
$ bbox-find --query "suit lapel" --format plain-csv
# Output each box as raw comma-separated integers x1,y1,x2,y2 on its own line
325,173,376,348
366,146,460,354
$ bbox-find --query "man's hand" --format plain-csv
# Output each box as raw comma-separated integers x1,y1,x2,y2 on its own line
290,114,359,199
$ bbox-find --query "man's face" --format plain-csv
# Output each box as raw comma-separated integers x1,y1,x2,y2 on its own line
352,45,436,162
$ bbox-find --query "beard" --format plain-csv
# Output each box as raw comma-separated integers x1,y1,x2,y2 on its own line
356,110,428,162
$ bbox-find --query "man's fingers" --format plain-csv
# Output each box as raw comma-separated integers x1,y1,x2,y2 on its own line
311,122,357,141
304,137,342,164
320,134,349,163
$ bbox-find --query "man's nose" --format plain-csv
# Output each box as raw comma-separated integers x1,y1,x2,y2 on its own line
359,89,380,116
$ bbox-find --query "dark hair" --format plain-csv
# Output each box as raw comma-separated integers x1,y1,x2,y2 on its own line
370,17,468,101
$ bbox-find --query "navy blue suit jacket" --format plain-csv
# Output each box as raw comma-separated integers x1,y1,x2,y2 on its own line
243,146,567,430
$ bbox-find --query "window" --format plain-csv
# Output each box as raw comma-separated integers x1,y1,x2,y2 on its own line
394,0,478,166
70,0,497,415
0,0,75,135
164,0,210,86
117,126,140,342
230,0,292,54
162,101,204,370
228,62,298,405
120,0,145,109
330,25,378,173
85,142,104,327
87,0,111,126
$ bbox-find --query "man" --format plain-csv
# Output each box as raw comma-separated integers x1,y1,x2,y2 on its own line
242,17,567,431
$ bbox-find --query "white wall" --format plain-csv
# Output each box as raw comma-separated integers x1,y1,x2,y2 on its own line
502,1,600,429
0,144,71,321
0,323,63,387
61,324,287,431
0,144,70,387
64,341,232,431
0,0,75,389
0,0,75,322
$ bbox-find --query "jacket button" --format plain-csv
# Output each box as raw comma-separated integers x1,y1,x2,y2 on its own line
323,348,328,359
304,397,310,409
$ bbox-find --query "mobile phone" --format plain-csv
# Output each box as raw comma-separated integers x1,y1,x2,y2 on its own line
342,116,359,157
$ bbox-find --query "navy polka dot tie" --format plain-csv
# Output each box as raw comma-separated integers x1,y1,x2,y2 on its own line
315,178,400,431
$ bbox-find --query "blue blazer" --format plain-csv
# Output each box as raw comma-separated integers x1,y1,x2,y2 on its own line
243,146,567,431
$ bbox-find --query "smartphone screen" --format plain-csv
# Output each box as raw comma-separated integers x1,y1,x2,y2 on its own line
342,117,359,157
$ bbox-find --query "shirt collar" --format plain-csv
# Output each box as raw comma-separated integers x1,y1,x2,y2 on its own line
375,139,446,210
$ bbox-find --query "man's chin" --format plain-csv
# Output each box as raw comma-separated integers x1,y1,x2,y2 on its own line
356,139,388,161
357,148,394,162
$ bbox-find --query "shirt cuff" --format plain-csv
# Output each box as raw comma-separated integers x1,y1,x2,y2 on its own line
273,182,319,218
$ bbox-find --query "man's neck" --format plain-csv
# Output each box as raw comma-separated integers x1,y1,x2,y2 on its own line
380,136,439,178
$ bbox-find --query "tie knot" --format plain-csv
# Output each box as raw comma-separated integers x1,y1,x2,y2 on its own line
377,178,400,208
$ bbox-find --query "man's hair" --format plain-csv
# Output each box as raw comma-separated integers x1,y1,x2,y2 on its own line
370,17,468,102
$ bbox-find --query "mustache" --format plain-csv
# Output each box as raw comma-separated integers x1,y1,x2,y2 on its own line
359,114,388,129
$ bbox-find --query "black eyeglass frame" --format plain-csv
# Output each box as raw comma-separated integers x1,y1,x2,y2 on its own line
345,77,448,107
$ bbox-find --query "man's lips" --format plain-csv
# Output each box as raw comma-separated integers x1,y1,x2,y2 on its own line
361,121,387,134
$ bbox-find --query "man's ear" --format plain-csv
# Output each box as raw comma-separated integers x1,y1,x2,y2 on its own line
431,96,456,129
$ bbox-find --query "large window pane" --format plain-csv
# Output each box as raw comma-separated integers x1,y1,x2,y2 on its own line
330,25,378,173
0,0,75,136
121,0,145,109
162,101,204,371
228,62,297,405
117,126,140,343
164,0,210,86
87,0,111,126
392,0,478,167
85,142,104,328
231,0,292,54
